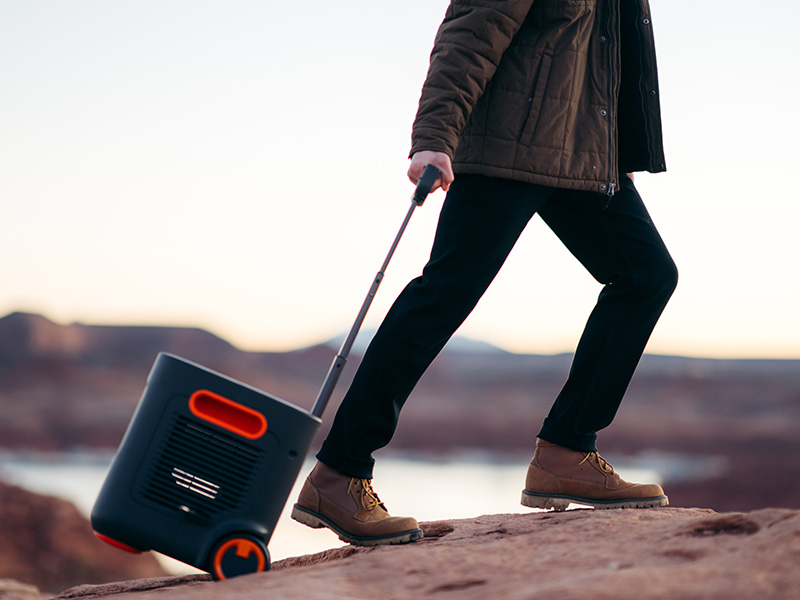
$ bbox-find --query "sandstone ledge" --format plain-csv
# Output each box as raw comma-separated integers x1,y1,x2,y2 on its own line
54,507,800,600
0,480,166,595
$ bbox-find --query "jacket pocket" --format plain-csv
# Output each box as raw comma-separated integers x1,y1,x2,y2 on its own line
519,49,553,147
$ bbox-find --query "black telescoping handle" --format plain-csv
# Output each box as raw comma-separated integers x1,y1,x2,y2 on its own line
311,165,442,418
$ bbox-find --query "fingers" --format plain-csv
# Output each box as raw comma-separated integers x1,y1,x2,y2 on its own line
408,151,455,192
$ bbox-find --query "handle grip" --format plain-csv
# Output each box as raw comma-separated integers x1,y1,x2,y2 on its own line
412,164,442,206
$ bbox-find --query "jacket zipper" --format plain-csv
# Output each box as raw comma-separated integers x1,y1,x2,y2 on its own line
603,181,616,209
605,0,619,198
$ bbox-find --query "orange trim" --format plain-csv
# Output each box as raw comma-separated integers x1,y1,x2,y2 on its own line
94,531,142,554
189,390,267,440
213,538,267,579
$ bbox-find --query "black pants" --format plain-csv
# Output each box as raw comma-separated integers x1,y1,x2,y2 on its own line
318,174,678,478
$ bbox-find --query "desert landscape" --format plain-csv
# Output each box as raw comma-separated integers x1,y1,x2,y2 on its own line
0,311,798,597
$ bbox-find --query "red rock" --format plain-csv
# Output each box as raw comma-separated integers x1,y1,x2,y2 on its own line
0,579,49,600
0,480,166,594
52,507,800,600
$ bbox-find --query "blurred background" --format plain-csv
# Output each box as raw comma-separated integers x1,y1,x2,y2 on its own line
1,0,798,594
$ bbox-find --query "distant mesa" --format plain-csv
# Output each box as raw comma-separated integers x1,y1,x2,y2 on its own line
0,311,509,365
0,311,239,366
325,328,510,355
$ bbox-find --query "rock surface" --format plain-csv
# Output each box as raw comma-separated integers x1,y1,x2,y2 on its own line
53,507,800,600
0,579,49,600
0,481,166,595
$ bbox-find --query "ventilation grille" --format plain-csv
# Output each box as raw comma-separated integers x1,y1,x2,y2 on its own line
141,415,263,524
171,467,220,499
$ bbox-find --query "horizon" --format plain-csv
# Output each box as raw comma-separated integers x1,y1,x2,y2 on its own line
2,0,799,361
3,309,797,362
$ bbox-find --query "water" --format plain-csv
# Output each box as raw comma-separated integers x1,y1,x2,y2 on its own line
0,450,663,574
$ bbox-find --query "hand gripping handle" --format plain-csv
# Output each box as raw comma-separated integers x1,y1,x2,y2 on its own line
412,164,442,206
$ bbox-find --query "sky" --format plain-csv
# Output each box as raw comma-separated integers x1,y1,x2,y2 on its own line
1,0,799,359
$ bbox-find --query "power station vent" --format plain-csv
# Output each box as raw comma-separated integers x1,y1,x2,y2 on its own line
140,415,263,523
171,467,220,499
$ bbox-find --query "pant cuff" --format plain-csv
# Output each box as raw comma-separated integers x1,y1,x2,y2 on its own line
537,418,598,453
316,441,375,479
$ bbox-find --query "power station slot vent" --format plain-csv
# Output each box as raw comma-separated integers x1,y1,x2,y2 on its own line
141,415,263,523
171,467,220,499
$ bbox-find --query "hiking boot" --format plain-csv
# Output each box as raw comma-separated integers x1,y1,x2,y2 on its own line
521,438,668,511
291,461,423,546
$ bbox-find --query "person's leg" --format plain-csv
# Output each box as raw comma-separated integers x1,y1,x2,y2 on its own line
317,175,555,478
521,174,677,511
296,175,554,543
536,174,678,452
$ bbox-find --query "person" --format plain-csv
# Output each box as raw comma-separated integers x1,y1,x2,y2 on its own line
292,0,678,546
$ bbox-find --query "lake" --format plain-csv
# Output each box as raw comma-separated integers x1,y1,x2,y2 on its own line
0,449,664,574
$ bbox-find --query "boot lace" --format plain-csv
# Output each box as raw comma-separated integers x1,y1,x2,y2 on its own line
579,451,615,474
348,477,387,511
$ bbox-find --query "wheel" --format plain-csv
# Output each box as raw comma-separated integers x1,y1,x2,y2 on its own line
209,534,270,580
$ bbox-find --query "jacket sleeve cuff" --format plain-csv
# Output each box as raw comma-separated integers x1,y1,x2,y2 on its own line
409,127,458,160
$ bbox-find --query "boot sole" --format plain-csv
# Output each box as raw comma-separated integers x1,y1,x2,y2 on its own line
291,504,424,547
521,490,669,512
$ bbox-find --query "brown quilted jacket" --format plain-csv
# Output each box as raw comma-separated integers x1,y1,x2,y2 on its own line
410,0,667,195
